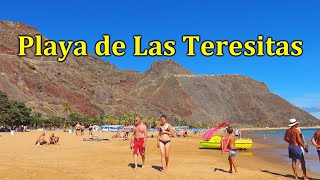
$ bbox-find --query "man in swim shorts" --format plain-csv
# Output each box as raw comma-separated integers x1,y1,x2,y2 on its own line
223,126,238,174
311,128,320,161
130,116,147,170
284,119,309,180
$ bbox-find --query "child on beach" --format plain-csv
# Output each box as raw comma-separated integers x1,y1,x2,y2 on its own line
222,127,238,174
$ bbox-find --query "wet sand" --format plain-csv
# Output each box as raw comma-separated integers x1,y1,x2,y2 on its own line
0,130,319,180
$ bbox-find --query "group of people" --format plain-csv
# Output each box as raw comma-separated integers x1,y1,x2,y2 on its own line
130,115,174,172
283,118,320,180
75,123,85,136
35,132,59,145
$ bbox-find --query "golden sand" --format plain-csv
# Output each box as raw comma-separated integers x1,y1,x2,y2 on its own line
0,130,319,180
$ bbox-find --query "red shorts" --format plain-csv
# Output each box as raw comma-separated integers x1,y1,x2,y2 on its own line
133,138,145,155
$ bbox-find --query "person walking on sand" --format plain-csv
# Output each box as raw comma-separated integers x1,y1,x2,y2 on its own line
157,115,174,173
284,119,309,180
88,124,93,136
222,126,238,174
311,128,320,161
124,124,130,139
80,124,85,136
75,123,81,136
130,116,147,170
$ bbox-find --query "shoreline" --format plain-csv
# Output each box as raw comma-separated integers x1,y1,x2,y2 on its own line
240,126,320,131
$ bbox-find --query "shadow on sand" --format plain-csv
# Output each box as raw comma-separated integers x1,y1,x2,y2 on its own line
151,165,163,172
128,163,143,169
260,170,320,180
213,168,228,173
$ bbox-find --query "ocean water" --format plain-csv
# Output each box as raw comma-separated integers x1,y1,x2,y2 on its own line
251,129,320,174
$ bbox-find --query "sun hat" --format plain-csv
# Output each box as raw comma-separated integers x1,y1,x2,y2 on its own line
288,118,299,127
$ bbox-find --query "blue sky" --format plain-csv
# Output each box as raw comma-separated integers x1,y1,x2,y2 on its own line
1,0,319,118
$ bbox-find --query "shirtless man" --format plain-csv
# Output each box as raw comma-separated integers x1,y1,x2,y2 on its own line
311,129,320,161
49,133,60,144
130,116,147,170
222,127,238,174
283,119,309,180
35,132,47,145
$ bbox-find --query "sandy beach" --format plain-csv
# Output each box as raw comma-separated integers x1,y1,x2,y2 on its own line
0,130,319,180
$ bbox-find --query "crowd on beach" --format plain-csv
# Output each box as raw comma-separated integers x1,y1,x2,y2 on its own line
8,115,319,178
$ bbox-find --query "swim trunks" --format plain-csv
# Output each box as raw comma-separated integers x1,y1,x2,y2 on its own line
288,144,304,160
317,150,320,157
229,148,237,157
133,138,145,156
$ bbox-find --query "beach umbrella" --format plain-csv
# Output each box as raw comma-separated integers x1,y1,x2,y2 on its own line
202,121,230,140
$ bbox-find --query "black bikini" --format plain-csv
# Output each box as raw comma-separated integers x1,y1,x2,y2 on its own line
159,125,171,145
159,139,171,145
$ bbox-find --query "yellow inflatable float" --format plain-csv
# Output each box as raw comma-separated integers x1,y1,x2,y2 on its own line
200,136,253,149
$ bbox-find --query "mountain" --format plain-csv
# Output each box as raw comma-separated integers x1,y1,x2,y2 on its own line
0,20,318,127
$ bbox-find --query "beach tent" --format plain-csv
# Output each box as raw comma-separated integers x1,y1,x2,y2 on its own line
202,121,230,140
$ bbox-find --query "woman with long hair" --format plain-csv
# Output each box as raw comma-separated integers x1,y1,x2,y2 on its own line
157,115,174,172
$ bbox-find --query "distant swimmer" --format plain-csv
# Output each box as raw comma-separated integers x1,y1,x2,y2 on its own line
311,128,320,161
284,119,309,180
157,115,174,173
130,116,147,170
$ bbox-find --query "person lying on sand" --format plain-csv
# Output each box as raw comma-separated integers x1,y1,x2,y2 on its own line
35,132,47,145
82,135,109,141
311,128,320,161
222,127,238,174
49,133,59,144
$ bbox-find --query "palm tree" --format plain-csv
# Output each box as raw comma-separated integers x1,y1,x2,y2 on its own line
33,112,42,128
61,102,73,130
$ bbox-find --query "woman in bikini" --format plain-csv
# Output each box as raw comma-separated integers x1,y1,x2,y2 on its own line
157,115,174,172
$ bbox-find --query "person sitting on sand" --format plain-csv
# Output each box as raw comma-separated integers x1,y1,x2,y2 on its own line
311,128,320,161
35,132,47,145
175,132,181,137
283,119,309,180
49,133,59,144
112,131,122,138
222,126,238,174
183,128,189,137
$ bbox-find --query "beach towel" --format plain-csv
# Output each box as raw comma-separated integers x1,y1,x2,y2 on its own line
202,121,230,140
